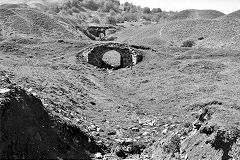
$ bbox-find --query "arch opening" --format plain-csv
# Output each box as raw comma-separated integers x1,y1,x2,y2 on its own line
102,50,123,69
82,43,143,70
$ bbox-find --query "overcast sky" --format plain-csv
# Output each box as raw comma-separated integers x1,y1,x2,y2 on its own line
120,0,240,14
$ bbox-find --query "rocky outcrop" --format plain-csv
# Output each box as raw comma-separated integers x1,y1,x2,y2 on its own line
150,101,240,160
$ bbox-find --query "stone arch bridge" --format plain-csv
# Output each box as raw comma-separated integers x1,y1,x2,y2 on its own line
80,43,143,70
87,26,116,39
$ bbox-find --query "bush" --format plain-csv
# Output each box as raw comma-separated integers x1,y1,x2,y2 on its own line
75,13,87,21
67,10,73,15
49,5,60,13
102,0,119,12
91,17,100,24
115,15,124,23
122,13,138,22
82,0,100,11
152,12,168,22
151,8,162,13
181,40,195,47
105,16,117,25
163,134,181,154
59,10,68,16
109,9,117,16
143,7,151,14
71,7,80,13
141,14,153,21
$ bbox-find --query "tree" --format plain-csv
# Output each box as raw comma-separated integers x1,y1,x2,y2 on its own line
151,8,162,13
102,0,119,12
143,7,151,14
123,2,130,12
82,0,100,11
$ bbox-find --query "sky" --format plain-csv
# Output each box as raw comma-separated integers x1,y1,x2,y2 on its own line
119,0,240,14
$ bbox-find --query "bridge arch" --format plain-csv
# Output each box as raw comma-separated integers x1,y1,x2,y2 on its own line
81,43,143,70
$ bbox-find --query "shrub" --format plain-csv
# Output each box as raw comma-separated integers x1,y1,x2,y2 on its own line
75,13,87,21
143,7,151,14
71,7,80,13
62,0,72,10
115,15,124,23
67,10,73,15
98,12,106,18
141,14,153,21
151,8,162,13
152,12,168,22
102,0,119,12
82,0,100,11
49,4,60,13
91,17,100,24
59,10,68,16
163,134,181,154
123,1,138,12
109,9,117,16
122,13,138,22
105,16,116,25
181,40,195,47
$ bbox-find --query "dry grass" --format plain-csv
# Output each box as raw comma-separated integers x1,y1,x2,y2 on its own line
168,9,225,21
218,10,240,20
0,7,86,40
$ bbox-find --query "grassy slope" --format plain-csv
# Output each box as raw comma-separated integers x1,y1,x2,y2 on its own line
168,9,225,21
113,15,240,50
0,7,88,40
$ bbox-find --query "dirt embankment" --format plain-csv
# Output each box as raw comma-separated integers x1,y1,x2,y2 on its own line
0,75,103,159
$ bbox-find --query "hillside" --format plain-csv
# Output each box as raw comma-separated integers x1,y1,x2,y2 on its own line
160,18,240,49
168,9,225,21
218,10,240,20
113,17,240,51
0,7,88,40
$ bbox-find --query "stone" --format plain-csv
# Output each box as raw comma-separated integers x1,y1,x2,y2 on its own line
0,88,10,94
192,119,202,129
142,131,149,136
27,88,33,92
107,129,116,135
89,124,97,131
149,120,156,126
95,152,103,159
97,127,104,132
132,127,140,132
125,138,133,143
162,128,168,134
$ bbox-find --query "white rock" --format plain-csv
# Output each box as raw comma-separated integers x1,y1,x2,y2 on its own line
89,124,97,131
149,120,156,126
162,128,168,134
97,127,104,132
0,88,10,94
27,88,33,92
142,131,149,136
125,138,133,143
95,152,103,159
